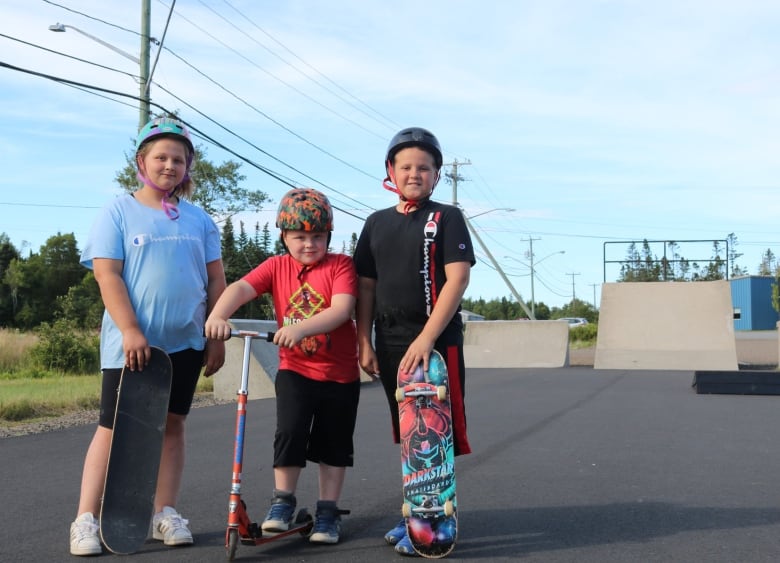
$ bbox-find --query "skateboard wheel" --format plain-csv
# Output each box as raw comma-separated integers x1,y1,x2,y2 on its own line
402,503,412,518
395,388,405,402
437,385,447,401
444,500,455,517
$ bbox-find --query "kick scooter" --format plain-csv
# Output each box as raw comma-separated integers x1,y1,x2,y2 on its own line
223,329,313,560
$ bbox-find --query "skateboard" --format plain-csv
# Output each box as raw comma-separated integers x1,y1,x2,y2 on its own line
223,330,317,561
100,347,172,554
395,349,457,558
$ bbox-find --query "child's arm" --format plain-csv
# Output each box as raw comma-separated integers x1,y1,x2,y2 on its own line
356,276,379,376
400,261,470,374
93,258,148,371
202,259,228,376
273,293,356,348
204,279,258,340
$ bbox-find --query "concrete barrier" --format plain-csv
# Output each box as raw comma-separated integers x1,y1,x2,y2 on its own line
212,319,374,401
594,281,738,370
463,320,570,368
213,319,278,401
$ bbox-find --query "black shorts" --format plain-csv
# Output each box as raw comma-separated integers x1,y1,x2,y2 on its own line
273,369,360,468
98,348,204,428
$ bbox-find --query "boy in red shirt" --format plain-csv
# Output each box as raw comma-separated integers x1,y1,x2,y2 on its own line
205,188,358,544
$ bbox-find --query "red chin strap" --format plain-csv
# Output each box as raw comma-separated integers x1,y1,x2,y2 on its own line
383,162,440,215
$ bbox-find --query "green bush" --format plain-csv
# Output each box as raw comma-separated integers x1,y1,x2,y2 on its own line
31,319,100,374
569,322,598,344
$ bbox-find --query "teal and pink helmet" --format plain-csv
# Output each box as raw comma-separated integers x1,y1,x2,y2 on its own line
136,117,195,167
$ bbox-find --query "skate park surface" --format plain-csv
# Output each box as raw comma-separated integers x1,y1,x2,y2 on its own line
4,357,780,561
4,280,780,561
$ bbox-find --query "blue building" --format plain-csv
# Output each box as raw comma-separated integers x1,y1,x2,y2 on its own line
730,276,780,331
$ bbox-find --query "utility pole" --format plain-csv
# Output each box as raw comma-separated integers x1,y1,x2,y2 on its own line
567,272,581,303
523,237,541,318
445,160,535,320
139,0,152,129
589,283,599,309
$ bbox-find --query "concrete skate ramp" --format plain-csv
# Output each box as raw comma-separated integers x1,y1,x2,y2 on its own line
464,320,570,368
213,319,279,401
594,281,738,370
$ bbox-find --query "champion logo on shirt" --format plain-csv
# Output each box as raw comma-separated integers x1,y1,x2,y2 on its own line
421,211,441,316
132,233,200,246
132,234,151,246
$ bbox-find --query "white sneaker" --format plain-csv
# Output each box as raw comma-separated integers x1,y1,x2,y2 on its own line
152,506,193,546
69,512,102,556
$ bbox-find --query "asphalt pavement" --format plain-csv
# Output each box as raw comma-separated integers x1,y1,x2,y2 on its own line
4,366,780,562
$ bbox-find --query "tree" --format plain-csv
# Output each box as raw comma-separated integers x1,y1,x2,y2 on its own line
0,234,21,325
759,249,777,276
7,234,85,329
552,298,599,324
57,272,104,329
619,240,662,282
727,233,747,277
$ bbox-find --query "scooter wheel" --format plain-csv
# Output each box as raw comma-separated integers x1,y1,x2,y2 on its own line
226,528,238,560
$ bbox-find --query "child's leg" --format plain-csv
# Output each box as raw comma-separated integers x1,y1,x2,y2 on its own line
273,466,302,494
317,463,346,502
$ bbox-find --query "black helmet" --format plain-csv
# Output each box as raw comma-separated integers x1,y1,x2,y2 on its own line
385,127,443,169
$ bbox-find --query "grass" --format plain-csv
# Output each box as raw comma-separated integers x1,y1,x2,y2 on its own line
0,328,214,426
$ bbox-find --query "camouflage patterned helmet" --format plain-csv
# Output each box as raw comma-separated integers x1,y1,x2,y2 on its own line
276,188,333,232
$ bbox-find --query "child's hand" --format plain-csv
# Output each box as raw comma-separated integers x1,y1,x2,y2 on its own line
122,328,149,372
204,317,231,340
400,337,435,375
273,325,305,348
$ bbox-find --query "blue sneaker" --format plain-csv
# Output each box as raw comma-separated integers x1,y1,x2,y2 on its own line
310,501,342,544
394,532,418,556
384,519,406,545
261,492,296,532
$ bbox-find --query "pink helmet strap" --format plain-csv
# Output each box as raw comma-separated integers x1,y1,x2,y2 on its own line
135,171,180,220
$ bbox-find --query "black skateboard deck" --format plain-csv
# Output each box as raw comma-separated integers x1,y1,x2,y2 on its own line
100,347,172,554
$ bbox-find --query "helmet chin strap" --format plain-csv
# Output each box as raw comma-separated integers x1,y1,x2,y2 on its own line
136,157,187,220
383,163,439,215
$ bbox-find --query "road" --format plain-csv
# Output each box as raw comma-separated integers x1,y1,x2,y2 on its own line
3,366,780,561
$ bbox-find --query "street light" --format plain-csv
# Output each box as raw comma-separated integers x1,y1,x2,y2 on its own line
49,21,150,129
467,208,515,220
505,250,565,318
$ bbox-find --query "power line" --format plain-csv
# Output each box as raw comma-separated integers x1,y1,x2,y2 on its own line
0,60,370,221
160,1,386,141
199,0,398,133
42,0,143,38
0,32,138,79
218,0,399,130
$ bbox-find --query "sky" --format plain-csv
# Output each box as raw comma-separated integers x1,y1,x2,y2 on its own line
2,0,780,310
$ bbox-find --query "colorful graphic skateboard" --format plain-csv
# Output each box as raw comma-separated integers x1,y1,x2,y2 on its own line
100,347,172,554
395,349,457,558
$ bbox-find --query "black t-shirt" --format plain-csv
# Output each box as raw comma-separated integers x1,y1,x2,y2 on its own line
354,200,475,346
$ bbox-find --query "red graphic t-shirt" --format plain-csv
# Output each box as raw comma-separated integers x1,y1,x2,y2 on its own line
242,253,359,383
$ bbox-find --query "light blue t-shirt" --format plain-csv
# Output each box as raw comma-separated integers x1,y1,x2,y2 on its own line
80,194,222,369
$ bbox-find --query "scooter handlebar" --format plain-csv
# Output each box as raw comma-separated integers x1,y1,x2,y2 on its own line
230,329,275,341
204,329,275,341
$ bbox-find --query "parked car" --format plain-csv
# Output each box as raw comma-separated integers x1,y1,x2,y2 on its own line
559,317,589,328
